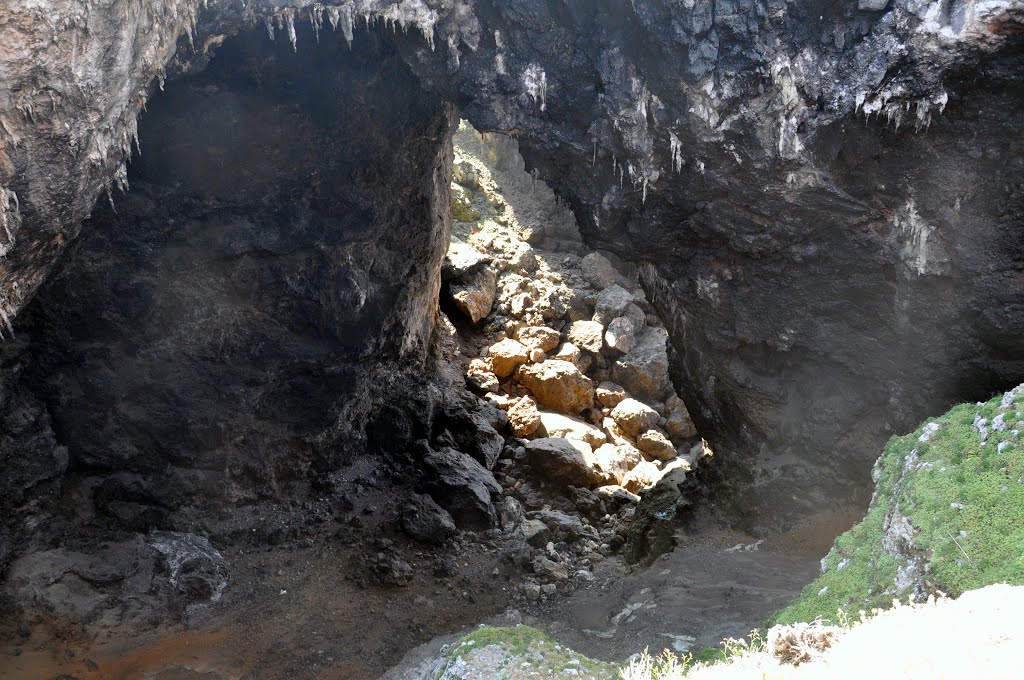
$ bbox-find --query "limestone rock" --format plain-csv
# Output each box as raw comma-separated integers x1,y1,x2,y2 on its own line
515,361,594,414
515,325,561,352
451,265,498,323
581,252,619,289
568,320,604,353
611,398,660,437
538,411,607,447
622,460,661,493
524,438,608,488
665,394,698,441
507,396,542,437
612,327,671,402
636,428,677,461
401,494,457,545
593,285,633,325
596,381,627,408
489,338,529,378
604,316,636,353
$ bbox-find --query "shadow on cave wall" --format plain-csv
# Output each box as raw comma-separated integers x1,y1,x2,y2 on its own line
9,20,454,536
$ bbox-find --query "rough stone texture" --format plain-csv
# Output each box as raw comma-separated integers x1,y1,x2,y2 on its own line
604,316,636,354
596,381,628,408
580,252,619,290
1,0,1023,566
567,320,605,353
665,394,698,442
611,327,672,403
624,467,691,566
537,411,607,448
610,398,661,438
401,494,457,545
422,447,501,530
592,443,642,485
524,437,608,488
622,460,661,494
592,285,635,326
451,265,498,324
636,429,677,461
514,325,561,352
488,338,528,378
507,395,542,437
515,361,595,414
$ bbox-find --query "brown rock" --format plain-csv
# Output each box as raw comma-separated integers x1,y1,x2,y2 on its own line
466,358,499,394
612,327,671,401
610,398,660,437
516,325,561,352
567,320,605,353
489,338,529,378
551,342,581,365
515,361,594,414
636,429,677,461
592,443,643,484
524,438,608,488
596,381,627,408
622,460,661,493
507,396,542,437
538,412,607,447
451,265,498,324
665,394,698,441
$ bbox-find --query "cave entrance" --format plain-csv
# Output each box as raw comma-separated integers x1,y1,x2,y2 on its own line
17,19,453,527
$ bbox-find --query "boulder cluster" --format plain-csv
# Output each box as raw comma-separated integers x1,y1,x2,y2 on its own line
424,128,709,595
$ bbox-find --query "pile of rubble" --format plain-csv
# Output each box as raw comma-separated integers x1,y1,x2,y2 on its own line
429,124,710,597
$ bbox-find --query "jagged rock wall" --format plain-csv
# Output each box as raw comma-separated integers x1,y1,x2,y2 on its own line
1,0,1023,541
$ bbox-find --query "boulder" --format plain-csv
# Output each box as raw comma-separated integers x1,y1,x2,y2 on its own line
612,327,671,401
581,252,619,289
592,443,643,484
636,429,677,461
489,338,529,378
593,285,634,325
595,381,627,408
665,394,698,441
443,241,490,280
423,447,501,529
516,361,594,414
604,316,636,353
524,438,608,488
515,325,561,352
551,342,581,366
624,467,690,565
451,265,498,323
401,494,457,545
622,460,661,493
498,496,525,533
538,411,608,447
528,509,586,543
610,398,660,437
466,358,499,394
507,396,542,437
568,320,605,353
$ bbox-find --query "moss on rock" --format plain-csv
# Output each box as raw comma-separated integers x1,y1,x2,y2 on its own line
773,384,1024,625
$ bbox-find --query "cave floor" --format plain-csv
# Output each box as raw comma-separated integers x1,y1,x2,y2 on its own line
0,511,856,679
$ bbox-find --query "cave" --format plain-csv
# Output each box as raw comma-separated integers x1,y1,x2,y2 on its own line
2,1,1024,678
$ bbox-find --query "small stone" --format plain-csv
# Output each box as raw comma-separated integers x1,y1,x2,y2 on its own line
529,347,546,363
489,338,529,378
508,396,542,437
611,398,660,437
592,443,642,484
593,285,634,325
568,320,605,353
636,429,677,461
443,241,490,280
596,382,627,408
532,556,569,581
516,325,562,352
541,583,558,595
466,358,499,395
523,582,542,600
